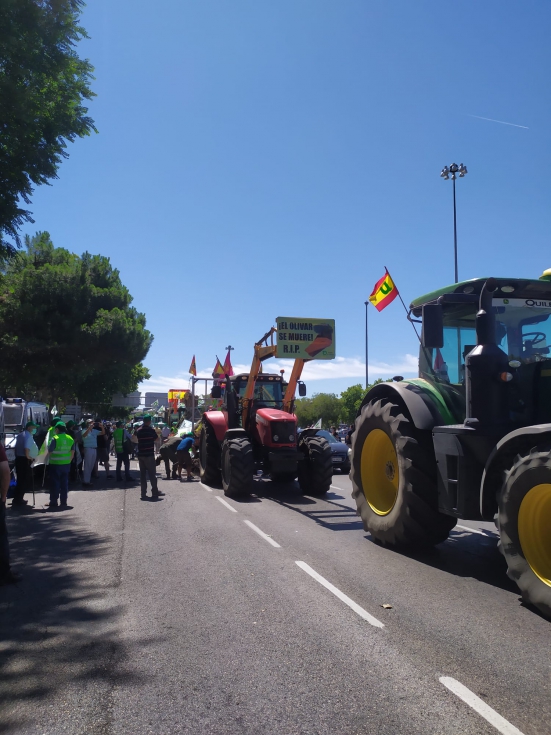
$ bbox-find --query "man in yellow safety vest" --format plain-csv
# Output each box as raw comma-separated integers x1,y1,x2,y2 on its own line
46,422,75,510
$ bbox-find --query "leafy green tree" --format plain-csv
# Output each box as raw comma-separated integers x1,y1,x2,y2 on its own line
0,0,96,258
294,392,341,429
339,384,365,425
0,232,152,409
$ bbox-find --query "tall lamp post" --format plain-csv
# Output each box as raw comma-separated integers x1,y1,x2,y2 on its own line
440,162,468,283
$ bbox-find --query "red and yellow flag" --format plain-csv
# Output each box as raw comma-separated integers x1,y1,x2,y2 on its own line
212,357,224,378
189,355,197,376
369,269,398,312
223,349,234,377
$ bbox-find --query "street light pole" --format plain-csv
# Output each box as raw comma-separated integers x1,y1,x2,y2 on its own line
441,163,467,283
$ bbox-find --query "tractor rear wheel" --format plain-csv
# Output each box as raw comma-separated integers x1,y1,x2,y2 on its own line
497,443,551,619
298,436,332,496
221,436,254,498
350,399,456,548
199,422,221,487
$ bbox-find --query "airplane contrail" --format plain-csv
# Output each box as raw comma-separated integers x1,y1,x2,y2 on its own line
468,114,529,129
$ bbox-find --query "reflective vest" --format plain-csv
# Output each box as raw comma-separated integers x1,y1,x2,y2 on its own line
49,433,74,465
113,428,125,453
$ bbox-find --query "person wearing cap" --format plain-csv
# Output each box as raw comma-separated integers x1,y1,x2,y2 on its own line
12,420,39,507
81,419,105,487
46,422,75,509
136,415,164,500
113,421,133,482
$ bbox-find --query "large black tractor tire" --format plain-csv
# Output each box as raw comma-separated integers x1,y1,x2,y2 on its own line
350,399,456,548
221,437,254,498
298,436,333,496
497,444,551,619
199,423,222,487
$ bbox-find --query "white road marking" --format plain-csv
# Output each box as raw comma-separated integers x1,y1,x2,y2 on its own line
244,520,281,548
295,561,384,628
199,482,212,492
455,524,495,536
439,677,525,735
215,496,237,513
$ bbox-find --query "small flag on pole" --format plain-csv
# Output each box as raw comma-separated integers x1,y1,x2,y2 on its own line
369,269,399,312
189,355,197,376
212,357,224,378
223,349,234,377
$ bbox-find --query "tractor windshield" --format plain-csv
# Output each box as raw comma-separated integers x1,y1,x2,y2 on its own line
420,298,551,423
233,379,283,406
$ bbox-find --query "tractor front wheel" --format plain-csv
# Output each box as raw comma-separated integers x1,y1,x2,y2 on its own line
497,444,551,619
199,422,221,487
298,436,332,496
350,399,456,548
221,436,254,498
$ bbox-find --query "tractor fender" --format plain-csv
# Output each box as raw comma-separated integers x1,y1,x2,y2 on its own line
358,381,445,431
203,411,229,443
480,423,551,520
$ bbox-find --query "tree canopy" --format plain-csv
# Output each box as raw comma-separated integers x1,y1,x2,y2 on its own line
0,0,96,258
0,232,152,409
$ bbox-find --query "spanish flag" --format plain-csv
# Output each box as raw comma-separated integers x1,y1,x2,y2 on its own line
369,269,398,312
212,357,225,378
189,355,197,376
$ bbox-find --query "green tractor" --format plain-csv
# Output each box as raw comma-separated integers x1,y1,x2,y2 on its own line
351,272,551,618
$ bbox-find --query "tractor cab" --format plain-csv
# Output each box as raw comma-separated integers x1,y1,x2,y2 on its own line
411,276,551,427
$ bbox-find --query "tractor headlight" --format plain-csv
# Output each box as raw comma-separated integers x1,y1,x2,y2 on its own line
273,434,279,442
289,434,294,442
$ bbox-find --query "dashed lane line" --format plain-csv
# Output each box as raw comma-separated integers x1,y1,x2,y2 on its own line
243,520,281,548
439,677,525,735
199,482,213,492
215,496,238,513
295,561,384,628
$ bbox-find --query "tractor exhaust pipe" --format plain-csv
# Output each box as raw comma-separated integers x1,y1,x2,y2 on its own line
465,277,509,427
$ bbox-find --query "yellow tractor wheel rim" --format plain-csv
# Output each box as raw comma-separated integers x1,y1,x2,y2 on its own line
360,429,399,516
518,483,551,587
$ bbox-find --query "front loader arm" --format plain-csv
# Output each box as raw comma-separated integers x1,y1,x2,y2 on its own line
282,358,310,413
242,327,278,429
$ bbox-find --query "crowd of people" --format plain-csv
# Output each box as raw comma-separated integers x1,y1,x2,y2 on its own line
0,414,199,586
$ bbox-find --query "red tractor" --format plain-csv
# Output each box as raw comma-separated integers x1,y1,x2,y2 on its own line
199,328,333,498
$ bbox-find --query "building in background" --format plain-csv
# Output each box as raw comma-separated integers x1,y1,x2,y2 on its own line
144,392,168,408
112,391,141,408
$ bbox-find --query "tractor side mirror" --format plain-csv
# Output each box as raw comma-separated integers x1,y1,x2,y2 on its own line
211,385,222,399
298,381,307,397
422,304,444,348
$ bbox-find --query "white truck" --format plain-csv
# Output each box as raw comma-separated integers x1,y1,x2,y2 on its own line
2,398,49,465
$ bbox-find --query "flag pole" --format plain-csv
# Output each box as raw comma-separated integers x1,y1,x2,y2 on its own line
364,300,369,389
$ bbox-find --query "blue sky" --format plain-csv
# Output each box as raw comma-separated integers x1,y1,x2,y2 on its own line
22,1,551,397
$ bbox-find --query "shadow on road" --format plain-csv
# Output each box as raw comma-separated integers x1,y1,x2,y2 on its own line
251,478,365,532
0,507,143,734
366,526,518,595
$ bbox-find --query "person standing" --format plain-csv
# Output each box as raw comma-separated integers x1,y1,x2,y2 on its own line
81,419,104,487
12,421,39,507
345,424,355,446
67,420,82,481
136,415,164,500
46,422,75,509
113,421,133,482
161,423,171,443
0,442,21,585
96,421,113,478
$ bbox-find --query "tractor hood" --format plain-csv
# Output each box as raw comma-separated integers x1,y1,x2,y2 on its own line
255,408,297,425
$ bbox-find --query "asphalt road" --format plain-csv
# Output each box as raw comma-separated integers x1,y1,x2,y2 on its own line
0,461,549,735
